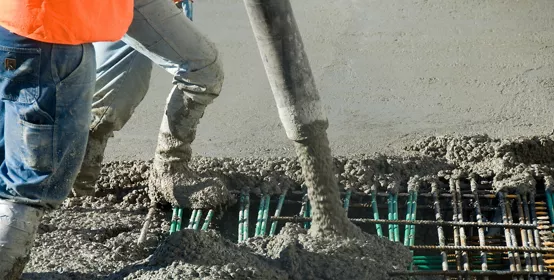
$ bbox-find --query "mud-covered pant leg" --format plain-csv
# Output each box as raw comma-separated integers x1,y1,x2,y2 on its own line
123,0,224,163
72,41,152,191
91,41,153,136
0,26,96,209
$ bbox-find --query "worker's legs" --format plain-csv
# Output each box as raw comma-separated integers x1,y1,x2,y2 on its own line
0,26,95,278
72,1,224,203
72,41,153,196
122,0,225,207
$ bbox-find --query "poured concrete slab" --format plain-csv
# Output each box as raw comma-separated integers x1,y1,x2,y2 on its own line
105,0,554,161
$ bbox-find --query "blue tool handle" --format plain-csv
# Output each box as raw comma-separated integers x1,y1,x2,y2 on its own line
183,0,193,21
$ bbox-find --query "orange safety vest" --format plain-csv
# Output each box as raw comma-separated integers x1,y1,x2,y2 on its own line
0,0,134,45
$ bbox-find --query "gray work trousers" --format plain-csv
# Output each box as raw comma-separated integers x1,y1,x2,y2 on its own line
91,0,223,152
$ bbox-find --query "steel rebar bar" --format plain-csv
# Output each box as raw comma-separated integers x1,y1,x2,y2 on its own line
188,209,197,229
175,208,183,231
455,179,469,271
388,270,554,277
192,209,202,230
408,191,418,271
201,209,214,231
499,192,517,273
371,190,383,237
449,179,462,273
260,194,271,235
138,207,156,244
470,178,488,278
303,196,312,229
255,195,266,236
348,202,498,212
244,193,250,240
530,193,545,272
344,189,351,213
270,190,287,236
238,193,250,242
409,191,418,247
269,216,538,228
346,190,526,199
238,194,245,242
287,189,543,199
388,193,394,242
170,207,179,234
408,245,554,253
393,193,399,242
432,182,449,271
404,191,414,247
516,194,533,272
522,194,539,272
505,197,523,274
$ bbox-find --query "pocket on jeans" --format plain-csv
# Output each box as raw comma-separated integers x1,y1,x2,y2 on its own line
0,45,41,104
11,118,54,173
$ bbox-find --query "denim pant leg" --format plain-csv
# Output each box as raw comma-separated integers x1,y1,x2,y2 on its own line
90,41,153,135
0,27,96,209
0,101,3,166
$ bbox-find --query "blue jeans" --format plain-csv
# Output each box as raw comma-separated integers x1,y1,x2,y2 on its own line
0,26,96,209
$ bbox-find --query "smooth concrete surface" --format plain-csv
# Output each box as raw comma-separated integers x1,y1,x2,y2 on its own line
105,0,554,161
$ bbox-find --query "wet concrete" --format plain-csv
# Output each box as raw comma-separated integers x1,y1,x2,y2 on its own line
121,224,410,280
22,134,554,279
294,129,363,239
106,0,554,161
409,134,554,192
13,0,554,278
21,159,410,280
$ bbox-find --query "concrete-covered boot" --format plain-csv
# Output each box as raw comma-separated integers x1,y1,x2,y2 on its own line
0,200,44,280
72,131,111,196
149,86,231,209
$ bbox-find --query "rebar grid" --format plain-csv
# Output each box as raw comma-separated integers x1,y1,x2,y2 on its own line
228,176,554,279
407,245,554,253
269,216,539,229
388,270,554,277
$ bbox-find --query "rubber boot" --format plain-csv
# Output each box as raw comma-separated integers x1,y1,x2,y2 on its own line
149,86,230,209
0,200,44,280
72,131,111,196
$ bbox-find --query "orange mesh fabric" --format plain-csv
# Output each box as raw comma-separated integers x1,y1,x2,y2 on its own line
0,0,133,45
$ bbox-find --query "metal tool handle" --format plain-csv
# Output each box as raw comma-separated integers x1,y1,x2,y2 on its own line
175,0,194,21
